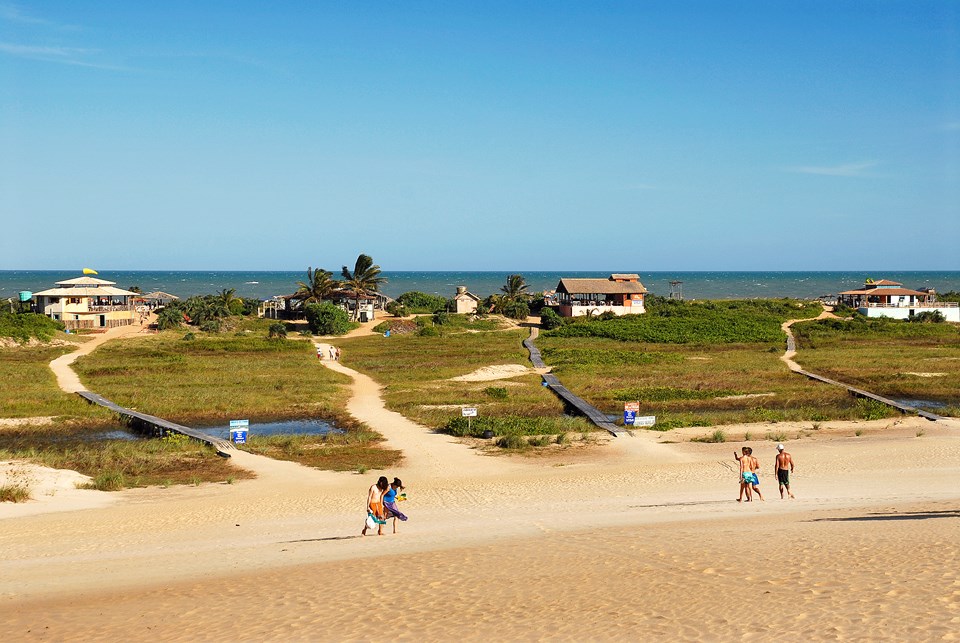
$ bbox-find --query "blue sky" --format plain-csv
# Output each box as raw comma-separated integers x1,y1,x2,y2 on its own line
1,1,958,271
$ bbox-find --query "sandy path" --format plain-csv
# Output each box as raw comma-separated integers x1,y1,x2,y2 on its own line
48,319,155,394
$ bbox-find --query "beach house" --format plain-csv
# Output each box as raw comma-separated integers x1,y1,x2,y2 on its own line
553,274,648,317
837,278,959,322
32,276,140,330
453,286,481,314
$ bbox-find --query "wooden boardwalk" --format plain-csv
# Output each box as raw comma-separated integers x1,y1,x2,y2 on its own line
792,369,943,421
782,316,942,422
77,391,235,455
524,329,628,436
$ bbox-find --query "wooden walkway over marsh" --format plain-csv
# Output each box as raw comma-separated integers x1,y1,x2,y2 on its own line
524,328,628,436
77,391,235,455
783,317,943,422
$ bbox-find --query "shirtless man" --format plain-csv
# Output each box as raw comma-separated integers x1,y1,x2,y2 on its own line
747,447,763,501
775,444,795,499
735,447,754,502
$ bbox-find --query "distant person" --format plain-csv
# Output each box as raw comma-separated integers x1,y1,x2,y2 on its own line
317,345,323,360
361,476,389,536
335,346,341,361
329,346,336,360
382,477,409,534
775,444,795,499
735,447,754,502
746,447,763,501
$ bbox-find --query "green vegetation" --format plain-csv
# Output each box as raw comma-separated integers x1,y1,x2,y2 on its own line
294,266,339,304
610,386,741,402
486,274,532,320
155,290,259,331
0,426,249,489
0,311,64,342
691,429,726,443
340,253,387,321
75,332,350,424
339,328,593,436
396,291,449,313
0,345,112,420
536,334,863,429
793,317,960,414
240,432,402,472
546,298,821,344
305,301,351,335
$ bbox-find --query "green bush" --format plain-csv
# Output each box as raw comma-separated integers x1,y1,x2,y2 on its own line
497,434,529,449
397,291,449,313
540,307,563,330
484,387,509,399
267,322,288,339
304,302,351,335
0,311,64,342
385,301,407,317
611,386,741,401
502,300,530,320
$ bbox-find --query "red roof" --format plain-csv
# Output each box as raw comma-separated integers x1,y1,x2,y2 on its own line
839,287,931,297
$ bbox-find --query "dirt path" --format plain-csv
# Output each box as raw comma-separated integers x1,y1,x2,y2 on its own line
780,306,837,372
48,318,156,394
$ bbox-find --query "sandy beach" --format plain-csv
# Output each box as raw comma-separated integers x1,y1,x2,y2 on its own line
2,332,960,641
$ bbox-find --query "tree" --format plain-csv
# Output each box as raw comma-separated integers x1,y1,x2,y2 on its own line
341,254,387,320
498,274,532,320
295,267,338,304
216,288,238,316
305,302,351,335
500,274,530,303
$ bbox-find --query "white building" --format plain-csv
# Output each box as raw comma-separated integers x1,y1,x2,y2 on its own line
837,279,959,322
453,286,481,314
33,276,140,330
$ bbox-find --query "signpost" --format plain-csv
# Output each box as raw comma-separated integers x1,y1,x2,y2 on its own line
623,402,656,428
229,419,249,444
462,407,477,433
623,401,639,426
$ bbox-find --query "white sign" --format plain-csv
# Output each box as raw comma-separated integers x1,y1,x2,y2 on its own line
461,407,478,417
632,415,656,427
229,419,249,428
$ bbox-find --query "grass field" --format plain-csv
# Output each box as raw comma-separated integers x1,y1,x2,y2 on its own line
0,345,114,422
0,426,248,491
534,335,871,428
792,317,960,415
339,327,594,436
69,330,401,474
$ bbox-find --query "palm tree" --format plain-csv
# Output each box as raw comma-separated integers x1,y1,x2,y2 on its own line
295,267,338,304
216,288,238,316
341,254,387,320
500,274,530,303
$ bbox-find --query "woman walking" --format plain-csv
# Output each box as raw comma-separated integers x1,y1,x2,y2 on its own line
361,476,389,536
382,478,409,534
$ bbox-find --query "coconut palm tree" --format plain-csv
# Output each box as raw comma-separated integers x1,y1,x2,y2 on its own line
500,274,530,302
341,254,387,320
295,267,338,304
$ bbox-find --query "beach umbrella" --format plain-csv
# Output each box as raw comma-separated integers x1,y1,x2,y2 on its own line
82,268,99,275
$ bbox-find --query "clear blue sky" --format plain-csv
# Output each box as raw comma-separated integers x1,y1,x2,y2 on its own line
1,1,958,271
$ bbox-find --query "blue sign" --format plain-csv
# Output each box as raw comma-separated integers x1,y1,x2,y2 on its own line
230,419,249,443
624,410,637,425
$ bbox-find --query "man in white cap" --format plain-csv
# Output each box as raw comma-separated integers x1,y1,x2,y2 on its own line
774,444,795,499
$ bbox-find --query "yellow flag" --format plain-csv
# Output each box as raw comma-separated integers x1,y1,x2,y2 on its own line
82,268,99,275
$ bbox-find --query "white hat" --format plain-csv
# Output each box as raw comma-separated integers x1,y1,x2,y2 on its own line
776,443,784,451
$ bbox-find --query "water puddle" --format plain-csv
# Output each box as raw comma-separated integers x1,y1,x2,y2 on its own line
191,419,344,440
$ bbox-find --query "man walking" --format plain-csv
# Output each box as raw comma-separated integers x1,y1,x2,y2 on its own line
775,444,795,499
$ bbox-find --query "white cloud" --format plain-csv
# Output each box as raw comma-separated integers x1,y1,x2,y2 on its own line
0,41,127,70
786,161,879,177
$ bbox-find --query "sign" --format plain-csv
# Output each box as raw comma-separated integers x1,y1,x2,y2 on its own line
633,415,656,428
623,401,639,425
461,408,478,417
230,419,249,444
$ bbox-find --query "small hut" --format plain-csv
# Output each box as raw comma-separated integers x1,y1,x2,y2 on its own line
453,286,481,314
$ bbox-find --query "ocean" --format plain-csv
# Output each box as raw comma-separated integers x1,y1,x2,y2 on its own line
2,270,960,302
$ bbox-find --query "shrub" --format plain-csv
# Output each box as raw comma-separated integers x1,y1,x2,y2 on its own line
691,429,726,443
397,292,449,313
856,398,895,421
0,311,63,342
502,300,530,321
305,302,351,335
267,322,288,339
433,311,449,326
540,307,564,330
497,434,528,449
385,301,407,317
0,484,31,503
484,387,508,399
416,325,440,337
